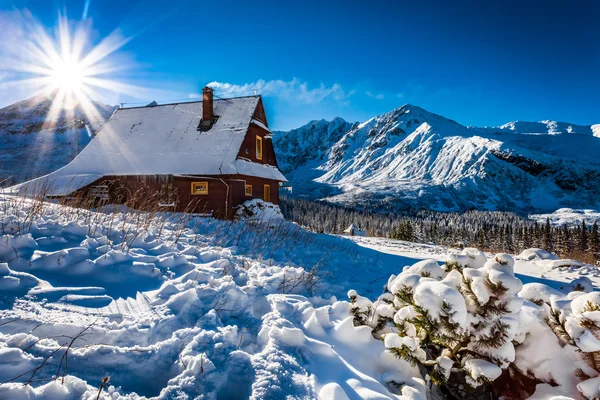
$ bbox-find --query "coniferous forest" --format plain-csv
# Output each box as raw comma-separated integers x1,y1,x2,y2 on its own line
280,198,600,264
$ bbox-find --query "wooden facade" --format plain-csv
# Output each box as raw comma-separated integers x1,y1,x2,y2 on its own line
76,173,280,219
67,90,285,219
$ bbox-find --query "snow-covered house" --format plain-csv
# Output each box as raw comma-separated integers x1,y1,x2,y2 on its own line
343,224,365,236
11,87,287,218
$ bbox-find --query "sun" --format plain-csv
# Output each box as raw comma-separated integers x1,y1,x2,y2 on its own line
1,12,143,122
50,57,86,94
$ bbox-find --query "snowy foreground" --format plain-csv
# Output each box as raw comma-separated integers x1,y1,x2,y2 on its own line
1,196,600,399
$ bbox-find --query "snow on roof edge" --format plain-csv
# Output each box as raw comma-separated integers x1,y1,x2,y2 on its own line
251,118,272,133
4,174,103,197
235,159,288,182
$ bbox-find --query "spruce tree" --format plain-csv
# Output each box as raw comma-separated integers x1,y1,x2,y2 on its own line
591,221,600,261
561,225,572,258
543,218,553,252
580,220,589,253
522,226,532,249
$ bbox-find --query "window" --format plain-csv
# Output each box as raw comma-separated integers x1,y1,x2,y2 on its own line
191,181,208,195
245,184,252,196
256,135,263,160
263,184,271,202
159,183,175,206
89,185,109,200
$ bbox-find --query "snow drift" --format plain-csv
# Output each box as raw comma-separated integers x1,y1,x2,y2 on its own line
1,195,599,399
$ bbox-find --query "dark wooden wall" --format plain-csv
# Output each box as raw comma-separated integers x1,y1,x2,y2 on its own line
230,175,280,207
78,174,279,219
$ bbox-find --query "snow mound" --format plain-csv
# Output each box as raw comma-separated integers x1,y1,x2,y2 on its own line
548,259,585,269
518,248,558,261
561,277,595,293
403,259,445,279
519,283,565,304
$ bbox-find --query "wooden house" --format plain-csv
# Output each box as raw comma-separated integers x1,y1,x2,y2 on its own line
13,87,287,219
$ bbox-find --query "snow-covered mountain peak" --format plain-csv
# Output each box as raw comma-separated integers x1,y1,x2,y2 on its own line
275,103,600,213
381,103,462,125
272,117,356,174
299,116,349,134
354,104,470,145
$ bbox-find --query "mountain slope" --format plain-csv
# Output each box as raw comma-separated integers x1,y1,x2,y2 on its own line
274,104,600,213
0,93,116,185
272,117,356,174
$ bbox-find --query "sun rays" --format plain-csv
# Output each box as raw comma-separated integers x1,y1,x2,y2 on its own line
0,11,138,128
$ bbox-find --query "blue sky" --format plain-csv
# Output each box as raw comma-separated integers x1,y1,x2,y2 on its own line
0,0,598,130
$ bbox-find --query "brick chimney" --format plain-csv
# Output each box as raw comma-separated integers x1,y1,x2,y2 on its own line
202,86,214,122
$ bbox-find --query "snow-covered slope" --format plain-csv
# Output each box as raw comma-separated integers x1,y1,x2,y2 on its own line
274,105,600,213
0,93,115,185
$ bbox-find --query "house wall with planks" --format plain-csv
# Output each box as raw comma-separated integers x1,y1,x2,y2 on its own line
76,173,279,219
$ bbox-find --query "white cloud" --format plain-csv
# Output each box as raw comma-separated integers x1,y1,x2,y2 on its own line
206,78,352,104
365,91,384,100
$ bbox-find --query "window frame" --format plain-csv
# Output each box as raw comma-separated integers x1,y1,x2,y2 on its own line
256,135,263,160
245,184,252,196
263,184,271,202
191,181,209,195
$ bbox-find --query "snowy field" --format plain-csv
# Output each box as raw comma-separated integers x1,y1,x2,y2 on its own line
530,208,600,226
1,195,600,399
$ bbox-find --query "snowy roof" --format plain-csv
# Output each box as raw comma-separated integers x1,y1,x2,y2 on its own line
10,96,287,195
343,224,358,233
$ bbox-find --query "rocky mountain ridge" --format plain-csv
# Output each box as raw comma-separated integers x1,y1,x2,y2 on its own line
273,104,600,214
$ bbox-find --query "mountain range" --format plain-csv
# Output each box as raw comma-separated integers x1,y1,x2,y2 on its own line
1,94,599,215
273,105,600,214
0,93,116,185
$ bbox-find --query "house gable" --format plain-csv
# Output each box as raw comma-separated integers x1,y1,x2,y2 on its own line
236,98,279,170
253,97,268,127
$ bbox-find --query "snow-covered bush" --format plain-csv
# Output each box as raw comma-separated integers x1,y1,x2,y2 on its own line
349,248,536,396
235,199,283,222
561,276,594,293
520,287,600,399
